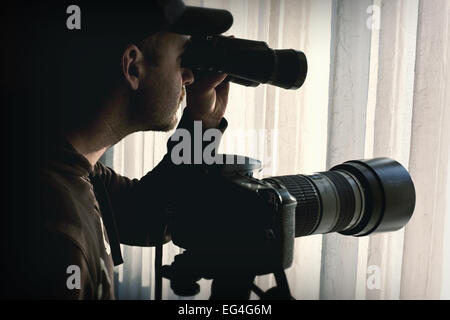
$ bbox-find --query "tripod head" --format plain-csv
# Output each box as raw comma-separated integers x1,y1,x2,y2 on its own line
161,250,293,300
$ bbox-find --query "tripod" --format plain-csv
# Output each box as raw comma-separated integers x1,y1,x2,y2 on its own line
156,248,293,300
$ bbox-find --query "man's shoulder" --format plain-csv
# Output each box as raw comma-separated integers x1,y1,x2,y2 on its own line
38,165,87,214
92,160,111,177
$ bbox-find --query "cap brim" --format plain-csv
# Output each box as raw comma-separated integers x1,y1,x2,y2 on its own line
168,6,233,35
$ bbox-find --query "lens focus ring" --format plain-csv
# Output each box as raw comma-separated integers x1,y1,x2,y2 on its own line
321,171,356,233
266,175,320,237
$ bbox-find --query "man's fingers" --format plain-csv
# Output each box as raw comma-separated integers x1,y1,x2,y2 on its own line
215,78,230,106
210,72,228,89
188,71,228,92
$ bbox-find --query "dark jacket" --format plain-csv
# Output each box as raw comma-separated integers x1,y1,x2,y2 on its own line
12,110,227,299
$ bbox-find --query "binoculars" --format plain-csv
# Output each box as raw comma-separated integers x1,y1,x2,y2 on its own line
181,35,308,90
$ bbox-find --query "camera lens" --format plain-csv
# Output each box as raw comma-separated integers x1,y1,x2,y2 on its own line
264,158,416,237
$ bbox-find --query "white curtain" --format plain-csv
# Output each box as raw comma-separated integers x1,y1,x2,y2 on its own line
111,0,450,300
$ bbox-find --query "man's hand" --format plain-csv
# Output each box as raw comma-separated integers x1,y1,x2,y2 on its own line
185,71,230,129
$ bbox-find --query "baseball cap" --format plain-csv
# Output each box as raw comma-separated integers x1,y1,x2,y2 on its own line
74,0,234,39
152,0,234,35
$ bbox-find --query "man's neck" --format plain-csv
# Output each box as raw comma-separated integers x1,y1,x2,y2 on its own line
67,88,133,167
67,132,110,167
67,122,119,167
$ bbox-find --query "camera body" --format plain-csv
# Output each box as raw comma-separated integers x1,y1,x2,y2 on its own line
169,156,296,276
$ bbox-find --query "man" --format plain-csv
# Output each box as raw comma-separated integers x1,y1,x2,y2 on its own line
4,1,233,299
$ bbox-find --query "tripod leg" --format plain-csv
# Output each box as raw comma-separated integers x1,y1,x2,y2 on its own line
269,269,293,300
210,274,255,300
155,242,163,300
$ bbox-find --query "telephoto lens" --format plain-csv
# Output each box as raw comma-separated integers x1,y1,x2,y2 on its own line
264,158,416,237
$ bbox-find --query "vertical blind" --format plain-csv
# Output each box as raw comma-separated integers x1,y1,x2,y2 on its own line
111,0,450,299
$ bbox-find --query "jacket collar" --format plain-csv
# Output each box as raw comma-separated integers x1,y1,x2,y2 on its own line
41,137,94,177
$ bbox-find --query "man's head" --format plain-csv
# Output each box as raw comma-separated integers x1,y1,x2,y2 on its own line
41,1,232,139
120,32,194,132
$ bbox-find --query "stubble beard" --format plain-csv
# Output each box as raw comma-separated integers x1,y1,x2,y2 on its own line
160,86,186,131
132,80,185,132
156,86,185,132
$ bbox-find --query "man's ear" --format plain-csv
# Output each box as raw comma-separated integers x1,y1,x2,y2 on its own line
122,45,145,91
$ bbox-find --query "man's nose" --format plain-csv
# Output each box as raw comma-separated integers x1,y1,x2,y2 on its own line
182,68,195,86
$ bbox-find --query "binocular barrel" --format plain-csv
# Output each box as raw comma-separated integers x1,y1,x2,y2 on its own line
181,35,308,90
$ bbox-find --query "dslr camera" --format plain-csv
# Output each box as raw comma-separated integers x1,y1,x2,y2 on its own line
162,155,415,299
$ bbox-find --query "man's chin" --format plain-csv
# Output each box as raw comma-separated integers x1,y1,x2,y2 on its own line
147,115,178,132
